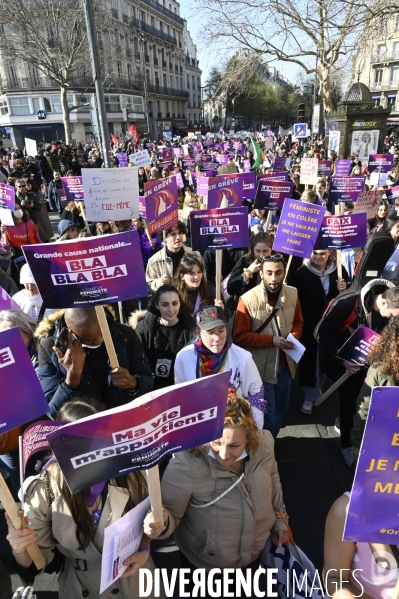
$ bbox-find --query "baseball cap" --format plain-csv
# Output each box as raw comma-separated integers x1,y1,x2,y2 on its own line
195,306,227,330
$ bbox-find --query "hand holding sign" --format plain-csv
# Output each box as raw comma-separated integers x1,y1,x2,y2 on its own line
53,329,86,388
111,367,137,390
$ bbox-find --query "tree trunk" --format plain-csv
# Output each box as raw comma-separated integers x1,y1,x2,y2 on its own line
319,69,333,114
60,85,72,145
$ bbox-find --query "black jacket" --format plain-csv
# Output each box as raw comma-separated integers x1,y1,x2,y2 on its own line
134,309,196,389
203,248,246,285
37,311,154,417
227,255,259,298
36,155,53,184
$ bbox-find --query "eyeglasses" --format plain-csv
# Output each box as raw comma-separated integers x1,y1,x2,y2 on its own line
261,254,283,263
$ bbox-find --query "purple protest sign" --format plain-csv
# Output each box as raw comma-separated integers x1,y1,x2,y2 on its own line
273,199,326,258
257,173,289,183
172,148,182,158
317,160,332,177
243,160,251,173
207,176,243,209
314,213,368,250
0,327,49,434
201,155,213,164
0,182,15,210
117,152,128,167
23,230,147,308
159,147,173,161
144,176,178,234
335,159,351,176
47,372,230,493
272,156,286,172
22,420,65,476
182,158,196,169
330,176,366,203
214,154,229,165
174,172,184,188
0,287,20,311
190,207,249,252
196,176,210,197
138,196,147,218
368,154,394,173
385,185,399,205
336,325,380,367
254,180,294,210
343,387,399,543
241,172,256,200
61,177,84,202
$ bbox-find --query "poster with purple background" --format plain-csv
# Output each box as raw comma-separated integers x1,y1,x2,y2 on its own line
317,160,332,177
241,172,256,200
335,159,352,176
207,175,243,209
138,196,147,218
336,325,381,367
190,207,248,252
0,287,20,311
48,372,230,493
144,176,178,234
330,176,366,203
272,156,286,172
117,153,128,167
159,147,173,161
0,327,49,434
344,387,399,543
368,154,394,173
22,420,65,476
61,177,84,202
243,160,251,173
254,180,294,210
172,148,181,158
385,185,399,205
258,173,289,183
174,172,184,188
23,230,147,308
273,199,326,258
315,213,368,250
214,154,229,165
0,182,15,210
182,159,195,169
201,155,213,164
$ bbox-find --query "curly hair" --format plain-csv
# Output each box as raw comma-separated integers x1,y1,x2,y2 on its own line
367,316,399,382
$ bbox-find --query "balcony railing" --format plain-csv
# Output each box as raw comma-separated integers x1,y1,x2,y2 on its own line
130,17,177,45
371,52,399,63
139,0,184,26
162,60,167,68
147,83,189,98
370,80,399,90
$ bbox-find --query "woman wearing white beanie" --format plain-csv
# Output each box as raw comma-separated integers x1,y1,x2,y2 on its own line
12,263,59,322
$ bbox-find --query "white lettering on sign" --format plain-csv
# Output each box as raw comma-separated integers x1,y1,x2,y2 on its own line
0,347,15,369
200,226,239,235
51,265,127,285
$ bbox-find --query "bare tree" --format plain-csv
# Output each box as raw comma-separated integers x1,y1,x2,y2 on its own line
0,0,112,143
192,0,394,112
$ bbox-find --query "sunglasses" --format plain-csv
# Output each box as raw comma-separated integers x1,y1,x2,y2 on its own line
261,254,284,263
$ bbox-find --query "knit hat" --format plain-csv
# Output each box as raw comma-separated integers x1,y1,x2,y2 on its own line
19,263,36,285
58,219,76,237
195,305,227,330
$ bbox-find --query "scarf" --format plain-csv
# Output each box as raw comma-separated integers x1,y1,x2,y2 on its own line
194,339,232,378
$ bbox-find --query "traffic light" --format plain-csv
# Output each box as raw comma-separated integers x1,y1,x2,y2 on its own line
297,103,305,123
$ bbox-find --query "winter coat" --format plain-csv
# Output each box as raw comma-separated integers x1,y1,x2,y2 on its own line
351,365,396,448
48,179,64,210
293,262,349,387
36,311,154,417
36,154,54,183
226,255,259,299
20,468,163,599
34,191,54,242
158,430,288,570
131,308,196,389
146,245,202,292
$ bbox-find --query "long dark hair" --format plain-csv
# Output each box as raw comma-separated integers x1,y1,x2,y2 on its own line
13,202,30,223
173,256,213,306
382,214,399,234
244,231,273,260
149,283,191,318
368,316,399,382
51,398,146,551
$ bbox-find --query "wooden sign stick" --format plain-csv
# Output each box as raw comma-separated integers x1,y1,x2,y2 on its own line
314,373,350,407
162,231,167,275
283,255,293,284
265,210,273,231
94,305,119,369
0,473,46,570
215,196,229,302
78,201,91,235
335,205,343,282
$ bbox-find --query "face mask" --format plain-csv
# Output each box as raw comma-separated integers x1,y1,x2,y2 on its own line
208,448,248,462
81,343,103,350
13,209,23,218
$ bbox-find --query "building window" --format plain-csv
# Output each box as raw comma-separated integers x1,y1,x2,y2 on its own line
43,97,52,112
0,97,8,115
163,73,167,86
104,95,121,112
391,67,399,85
380,17,388,34
377,44,386,59
374,69,383,86
121,0,125,13
372,96,381,107
127,63,131,79
9,96,30,115
387,95,397,106
394,42,399,59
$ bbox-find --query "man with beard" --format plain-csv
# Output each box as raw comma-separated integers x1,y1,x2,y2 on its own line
233,254,303,436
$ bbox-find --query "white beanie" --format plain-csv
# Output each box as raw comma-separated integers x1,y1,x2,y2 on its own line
20,263,37,285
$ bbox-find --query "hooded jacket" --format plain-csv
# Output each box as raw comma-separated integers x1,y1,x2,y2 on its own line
36,310,154,417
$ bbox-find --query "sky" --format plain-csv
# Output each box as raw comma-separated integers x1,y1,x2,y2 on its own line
177,0,302,87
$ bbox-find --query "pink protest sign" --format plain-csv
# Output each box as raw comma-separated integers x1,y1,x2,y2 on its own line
144,176,178,234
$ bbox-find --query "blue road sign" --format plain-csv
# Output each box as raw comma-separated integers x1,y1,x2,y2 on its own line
294,123,308,138
37,110,47,120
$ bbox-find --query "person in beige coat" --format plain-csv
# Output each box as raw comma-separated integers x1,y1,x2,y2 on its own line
5,398,164,599
145,393,288,588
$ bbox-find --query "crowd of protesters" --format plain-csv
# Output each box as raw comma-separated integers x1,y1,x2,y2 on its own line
0,127,399,598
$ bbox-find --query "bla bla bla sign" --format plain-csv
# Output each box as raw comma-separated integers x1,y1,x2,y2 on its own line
52,255,126,285
200,217,239,235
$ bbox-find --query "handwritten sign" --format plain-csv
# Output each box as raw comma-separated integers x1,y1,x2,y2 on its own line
82,168,139,222
353,190,383,219
300,158,319,185
129,149,151,168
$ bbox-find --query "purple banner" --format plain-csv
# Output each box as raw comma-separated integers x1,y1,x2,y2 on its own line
159,147,173,161
172,148,182,158
330,176,366,203
207,176,244,209
61,177,84,202
232,141,246,155
336,325,380,367
201,155,213,164
138,196,147,218
272,156,286,172
117,152,128,167
257,173,289,183
0,327,49,434
182,158,196,170
47,372,230,493
314,213,368,250
0,183,15,210
0,287,20,311
273,199,326,258
190,207,248,252
22,420,65,476
368,154,394,173
344,387,399,543
254,180,294,210
335,159,351,177
23,230,147,308
317,160,332,178
385,185,399,205
144,176,178,235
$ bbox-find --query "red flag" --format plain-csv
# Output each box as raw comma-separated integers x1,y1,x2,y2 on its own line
127,124,139,143
110,133,119,146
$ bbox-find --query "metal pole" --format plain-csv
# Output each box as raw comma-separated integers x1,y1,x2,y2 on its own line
139,31,151,138
82,0,110,167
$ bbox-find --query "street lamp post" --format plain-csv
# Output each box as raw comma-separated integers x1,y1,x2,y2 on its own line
138,31,151,139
